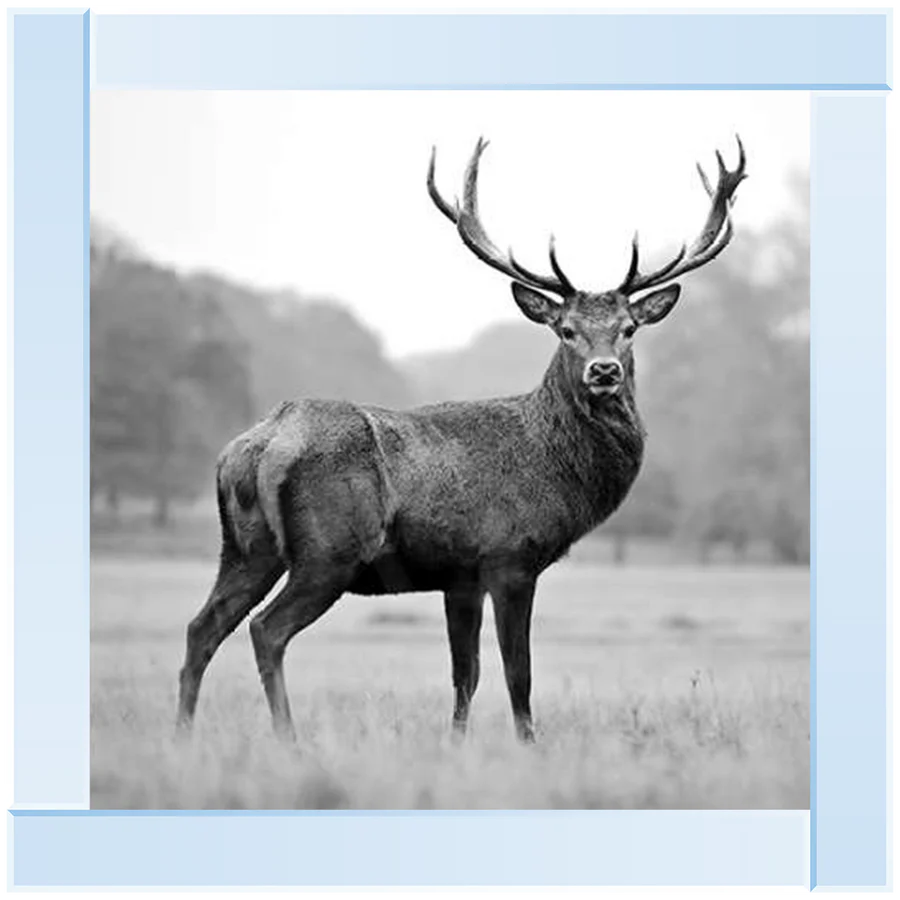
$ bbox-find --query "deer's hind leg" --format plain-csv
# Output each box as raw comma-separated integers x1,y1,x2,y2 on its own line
249,473,387,741
248,568,350,741
176,545,285,731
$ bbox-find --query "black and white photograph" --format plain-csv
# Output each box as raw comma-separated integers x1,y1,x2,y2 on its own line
90,90,810,810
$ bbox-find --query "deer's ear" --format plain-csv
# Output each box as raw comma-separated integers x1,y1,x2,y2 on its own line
630,284,681,327
511,282,559,326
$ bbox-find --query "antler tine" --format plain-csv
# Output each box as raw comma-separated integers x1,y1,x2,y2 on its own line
696,163,714,198
509,248,550,286
427,146,459,224
716,149,728,179
686,134,746,258
618,231,688,295
620,135,747,296
735,132,746,171
621,232,640,288
548,235,575,295
427,139,575,298
666,216,735,281
509,235,575,294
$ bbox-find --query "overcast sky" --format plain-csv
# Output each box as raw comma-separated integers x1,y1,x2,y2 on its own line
92,91,808,357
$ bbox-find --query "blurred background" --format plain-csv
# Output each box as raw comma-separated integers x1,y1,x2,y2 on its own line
90,91,809,567
90,91,809,809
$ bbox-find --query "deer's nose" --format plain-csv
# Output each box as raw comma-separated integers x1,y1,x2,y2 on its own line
585,358,624,386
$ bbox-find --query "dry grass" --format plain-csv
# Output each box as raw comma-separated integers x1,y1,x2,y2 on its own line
91,558,809,809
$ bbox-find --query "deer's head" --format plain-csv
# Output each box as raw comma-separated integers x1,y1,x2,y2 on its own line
428,138,747,400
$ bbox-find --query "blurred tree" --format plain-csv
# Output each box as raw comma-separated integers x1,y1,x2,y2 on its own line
637,172,809,563
602,459,679,564
91,220,413,529
189,275,413,415
403,320,556,403
91,223,254,526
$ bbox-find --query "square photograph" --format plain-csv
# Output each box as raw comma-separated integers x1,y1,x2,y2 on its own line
90,90,809,810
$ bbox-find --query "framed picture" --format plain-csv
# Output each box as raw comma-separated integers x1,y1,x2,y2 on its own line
7,8,889,889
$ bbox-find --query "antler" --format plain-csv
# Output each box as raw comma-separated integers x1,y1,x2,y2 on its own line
618,135,748,296
427,137,576,298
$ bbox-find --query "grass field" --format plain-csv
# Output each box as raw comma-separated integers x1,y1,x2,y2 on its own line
91,556,809,809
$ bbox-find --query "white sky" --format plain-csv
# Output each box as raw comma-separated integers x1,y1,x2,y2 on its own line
91,91,808,357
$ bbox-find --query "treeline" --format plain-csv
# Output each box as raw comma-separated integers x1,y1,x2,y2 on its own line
90,223,411,526
91,174,809,564
619,175,810,564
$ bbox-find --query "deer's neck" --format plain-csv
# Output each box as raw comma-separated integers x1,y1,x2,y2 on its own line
527,346,645,528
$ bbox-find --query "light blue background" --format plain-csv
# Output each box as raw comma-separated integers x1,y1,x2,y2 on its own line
93,14,889,90
811,93,888,889
10,809,808,887
12,10,89,809
9,9,891,890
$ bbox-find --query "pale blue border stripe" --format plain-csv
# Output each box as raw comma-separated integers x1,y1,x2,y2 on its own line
810,94,887,889
12,10,89,808
9,810,809,886
82,8,91,736
811,196,819,886
93,13,889,90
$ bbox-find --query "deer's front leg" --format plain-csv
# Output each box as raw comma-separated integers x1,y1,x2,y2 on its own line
489,575,536,743
444,586,485,739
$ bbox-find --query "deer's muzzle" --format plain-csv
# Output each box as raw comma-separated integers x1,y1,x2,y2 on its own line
584,358,624,394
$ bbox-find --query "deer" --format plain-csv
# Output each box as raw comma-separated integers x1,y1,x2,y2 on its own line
176,137,747,743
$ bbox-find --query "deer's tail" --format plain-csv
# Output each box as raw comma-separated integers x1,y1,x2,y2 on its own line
215,435,273,559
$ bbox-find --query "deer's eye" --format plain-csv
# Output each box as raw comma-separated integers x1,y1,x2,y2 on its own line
560,325,576,341
621,322,636,340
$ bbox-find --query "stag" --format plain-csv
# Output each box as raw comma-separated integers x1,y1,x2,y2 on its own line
176,137,747,742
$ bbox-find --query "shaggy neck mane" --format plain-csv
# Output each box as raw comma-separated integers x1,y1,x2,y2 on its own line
525,345,646,528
